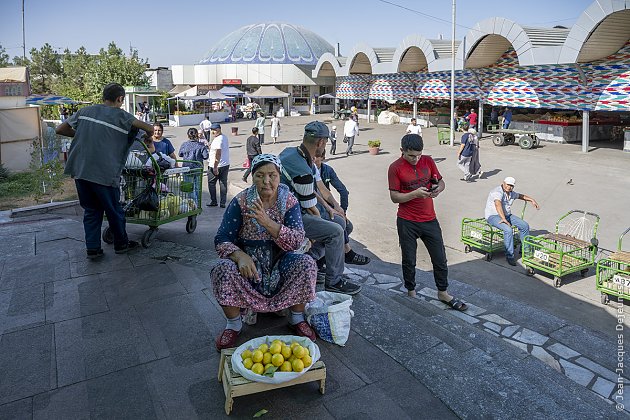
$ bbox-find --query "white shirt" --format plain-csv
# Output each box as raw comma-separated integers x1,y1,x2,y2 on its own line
485,185,520,220
209,134,230,168
343,119,359,138
200,119,212,132
406,124,422,135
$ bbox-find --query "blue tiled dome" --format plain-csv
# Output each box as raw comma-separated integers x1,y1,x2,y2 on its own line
200,23,334,65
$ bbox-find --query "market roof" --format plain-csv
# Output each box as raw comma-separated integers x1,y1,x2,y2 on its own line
219,86,244,96
245,86,289,98
199,22,334,66
0,67,28,83
26,95,88,105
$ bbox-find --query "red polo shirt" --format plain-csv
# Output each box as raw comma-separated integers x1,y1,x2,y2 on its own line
388,155,442,222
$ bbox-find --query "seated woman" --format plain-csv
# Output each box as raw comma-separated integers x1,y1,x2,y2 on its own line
211,154,317,351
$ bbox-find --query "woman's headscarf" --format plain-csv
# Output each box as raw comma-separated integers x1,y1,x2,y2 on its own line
251,153,282,175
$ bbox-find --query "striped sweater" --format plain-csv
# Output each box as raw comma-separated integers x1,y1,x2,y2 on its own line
278,145,317,210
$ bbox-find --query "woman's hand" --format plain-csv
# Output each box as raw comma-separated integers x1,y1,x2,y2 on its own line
234,252,259,281
248,198,272,226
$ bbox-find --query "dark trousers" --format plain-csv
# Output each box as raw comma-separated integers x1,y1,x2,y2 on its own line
242,155,256,181
345,136,355,155
330,139,337,155
396,217,449,292
75,179,128,250
259,133,265,145
208,165,230,205
203,130,211,141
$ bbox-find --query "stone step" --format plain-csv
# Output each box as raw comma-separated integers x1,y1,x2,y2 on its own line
351,285,617,419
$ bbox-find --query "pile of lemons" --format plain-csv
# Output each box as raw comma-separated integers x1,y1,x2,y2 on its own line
241,339,312,375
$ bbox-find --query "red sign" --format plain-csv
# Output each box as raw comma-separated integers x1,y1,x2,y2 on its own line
222,79,242,85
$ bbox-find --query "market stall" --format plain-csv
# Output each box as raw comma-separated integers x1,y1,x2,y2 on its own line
245,86,289,117
167,90,233,127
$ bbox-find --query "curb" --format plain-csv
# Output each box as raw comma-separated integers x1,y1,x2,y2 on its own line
10,200,80,218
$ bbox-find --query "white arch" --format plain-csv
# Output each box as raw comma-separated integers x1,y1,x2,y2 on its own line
340,43,379,76
559,0,630,63
456,17,535,68
390,34,437,73
312,53,343,78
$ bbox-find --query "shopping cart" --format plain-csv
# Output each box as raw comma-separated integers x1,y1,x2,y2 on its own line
437,124,452,144
596,227,630,305
522,210,600,287
461,202,527,261
102,141,203,248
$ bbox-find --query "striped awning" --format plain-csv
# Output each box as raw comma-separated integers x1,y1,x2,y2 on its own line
26,95,88,105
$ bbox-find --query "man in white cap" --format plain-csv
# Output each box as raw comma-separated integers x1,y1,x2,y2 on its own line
485,177,540,266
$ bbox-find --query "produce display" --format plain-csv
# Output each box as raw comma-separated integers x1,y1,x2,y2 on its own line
241,338,312,376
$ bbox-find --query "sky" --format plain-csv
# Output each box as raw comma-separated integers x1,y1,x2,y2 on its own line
0,0,593,68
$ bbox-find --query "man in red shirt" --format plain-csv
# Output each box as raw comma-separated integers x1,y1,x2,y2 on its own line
388,134,468,311
467,108,478,131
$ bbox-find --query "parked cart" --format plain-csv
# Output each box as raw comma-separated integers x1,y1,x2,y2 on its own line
461,202,527,261
103,141,203,248
488,128,540,149
522,210,600,287
596,227,630,305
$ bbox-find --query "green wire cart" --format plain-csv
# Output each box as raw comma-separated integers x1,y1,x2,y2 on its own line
596,227,630,305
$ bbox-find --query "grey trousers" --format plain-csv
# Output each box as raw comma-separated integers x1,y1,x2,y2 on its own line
457,155,472,178
302,213,345,286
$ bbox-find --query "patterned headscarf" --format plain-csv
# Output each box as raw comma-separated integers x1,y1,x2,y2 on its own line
251,153,282,175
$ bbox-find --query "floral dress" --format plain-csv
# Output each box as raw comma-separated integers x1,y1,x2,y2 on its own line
211,184,316,312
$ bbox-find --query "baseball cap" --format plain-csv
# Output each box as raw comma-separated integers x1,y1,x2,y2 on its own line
304,121,329,139
210,122,221,130
504,176,516,186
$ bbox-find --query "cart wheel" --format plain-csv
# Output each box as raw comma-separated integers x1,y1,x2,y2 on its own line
505,133,516,144
554,277,562,288
485,253,492,261
519,135,534,149
492,134,505,146
186,216,197,233
102,227,114,244
601,293,610,305
464,245,472,253
580,268,589,277
526,267,535,276
141,228,158,248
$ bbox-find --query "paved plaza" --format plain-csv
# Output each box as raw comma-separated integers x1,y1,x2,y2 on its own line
0,116,628,419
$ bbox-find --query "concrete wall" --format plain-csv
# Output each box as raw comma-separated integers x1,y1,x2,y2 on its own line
0,107,40,172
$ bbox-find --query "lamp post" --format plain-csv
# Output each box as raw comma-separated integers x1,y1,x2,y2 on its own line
449,0,456,147
22,0,26,60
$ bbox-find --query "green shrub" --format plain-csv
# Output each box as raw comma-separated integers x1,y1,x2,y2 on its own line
0,163,8,180
368,140,381,148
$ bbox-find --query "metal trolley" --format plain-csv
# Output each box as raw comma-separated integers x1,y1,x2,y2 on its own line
522,210,600,287
461,202,527,261
103,141,203,248
596,227,630,305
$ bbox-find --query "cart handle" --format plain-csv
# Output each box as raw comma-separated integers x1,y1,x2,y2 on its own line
619,227,630,252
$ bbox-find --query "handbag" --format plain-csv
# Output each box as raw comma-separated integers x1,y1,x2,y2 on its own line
135,185,159,211
343,136,348,143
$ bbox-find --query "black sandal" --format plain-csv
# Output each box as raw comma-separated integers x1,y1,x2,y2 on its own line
440,298,468,312
345,251,370,265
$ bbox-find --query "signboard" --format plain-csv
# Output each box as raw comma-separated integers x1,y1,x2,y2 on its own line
222,79,242,85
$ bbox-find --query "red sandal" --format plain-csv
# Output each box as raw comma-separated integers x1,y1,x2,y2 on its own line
289,321,317,342
215,329,241,351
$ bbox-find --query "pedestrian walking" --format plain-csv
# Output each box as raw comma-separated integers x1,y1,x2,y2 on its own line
207,123,230,208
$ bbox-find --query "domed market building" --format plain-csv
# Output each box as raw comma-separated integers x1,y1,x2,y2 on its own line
171,22,337,116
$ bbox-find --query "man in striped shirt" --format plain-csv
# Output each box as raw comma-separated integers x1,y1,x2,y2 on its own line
57,83,154,259
279,121,362,295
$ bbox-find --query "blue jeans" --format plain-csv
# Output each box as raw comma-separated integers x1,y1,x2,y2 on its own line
487,214,529,259
75,179,128,250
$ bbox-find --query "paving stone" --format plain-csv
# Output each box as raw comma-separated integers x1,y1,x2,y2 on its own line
484,329,500,337
348,268,372,277
591,377,616,399
99,264,187,309
418,287,438,299
512,328,548,346
502,338,529,353
560,359,595,387
363,276,377,285
483,322,501,333
322,381,413,419
36,238,85,255
0,284,45,335
501,325,520,337
44,275,109,323
0,253,70,291
458,302,486,317
55,309,156,387
163,262,211,293
531,346,561,372
575,357,626,384
136,293,218,358
448,309,480,324
551,325,629,372
0,233,34,258
69,254,134,278
479,313,512,325
0,398,32,419
0,325,55,405
546,342,581,360
373,273,401,284
33,364,164,419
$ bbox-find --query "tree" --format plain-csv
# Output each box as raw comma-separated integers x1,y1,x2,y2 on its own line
52,47,93,101
0,45,10,67
28,43,61,93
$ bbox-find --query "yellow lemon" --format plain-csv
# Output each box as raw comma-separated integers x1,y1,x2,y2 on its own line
271,353,284,367
292,358,304,372
281,345,292,359
243,357,253,369
269,342,282,355
302,354,312,367
241,349,252,360
264,363,274,371
290,341,300,349
293,345,306,359
280,361,292,372
304,347,310,357
258,343,269,353
288,355,297,363
262,352,272,365
271,339,283,347
251,362,264,375
252,350,263,363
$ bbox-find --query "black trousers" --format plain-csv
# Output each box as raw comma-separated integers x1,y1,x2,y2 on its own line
396,217,449,292
207,165,230,205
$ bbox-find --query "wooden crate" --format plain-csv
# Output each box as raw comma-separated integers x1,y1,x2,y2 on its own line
218,348,326,415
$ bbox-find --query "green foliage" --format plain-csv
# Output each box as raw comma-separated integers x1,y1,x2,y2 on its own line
28,43,62,94
0,163,9,180
28,139,66,202
368,140,381,148
0,45,10,67
0,171,36,197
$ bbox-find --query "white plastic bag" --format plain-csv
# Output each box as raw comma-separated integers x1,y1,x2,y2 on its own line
305,291,354,346
231,335,320,384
